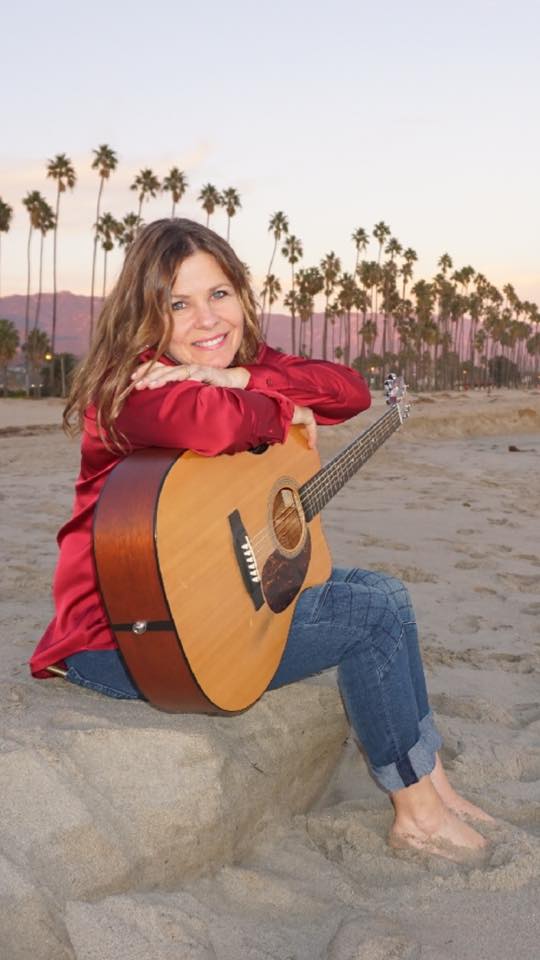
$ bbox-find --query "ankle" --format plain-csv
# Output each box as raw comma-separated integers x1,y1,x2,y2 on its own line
391,775,447,834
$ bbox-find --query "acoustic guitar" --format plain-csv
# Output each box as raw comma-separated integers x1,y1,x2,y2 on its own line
94,375,409,714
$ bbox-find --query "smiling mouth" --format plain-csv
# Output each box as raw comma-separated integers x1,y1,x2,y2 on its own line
192,333,228,349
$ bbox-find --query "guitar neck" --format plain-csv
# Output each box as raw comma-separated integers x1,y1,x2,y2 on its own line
299,405,402,522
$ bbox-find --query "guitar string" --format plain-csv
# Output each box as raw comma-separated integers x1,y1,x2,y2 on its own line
247,407,402,554
249,409,400,547
301,411,398,505
303,408,400,507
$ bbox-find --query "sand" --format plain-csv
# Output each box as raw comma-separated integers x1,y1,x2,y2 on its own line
1,388,539,959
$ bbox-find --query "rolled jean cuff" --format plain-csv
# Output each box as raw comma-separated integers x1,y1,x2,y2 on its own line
369,711,443,793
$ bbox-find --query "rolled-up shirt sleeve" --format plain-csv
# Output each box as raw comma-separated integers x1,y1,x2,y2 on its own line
113,379,295,455
245,345,371,425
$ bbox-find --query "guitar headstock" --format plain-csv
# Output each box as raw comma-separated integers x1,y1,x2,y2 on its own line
384,373,410,423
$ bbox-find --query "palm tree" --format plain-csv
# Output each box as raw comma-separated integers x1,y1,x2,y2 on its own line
117,212,142,252
373,221,391,264
220,187,242,242
400,248,417,300
34,198,55,331
320,252,341,360
297,266,323,356
351,227,369,276
360,318,378,360
96,213,121,298
260,274,281,338
197,183,221,226
90,144,118,343
21,191,44,348
438,253,453,276
281,234,303,354
0,318,19,395
336,272,358,365
46,153,77,357
163,167,188,217
23,328,50,396
130,168,161,219
0,198,14,298
261,211,289,324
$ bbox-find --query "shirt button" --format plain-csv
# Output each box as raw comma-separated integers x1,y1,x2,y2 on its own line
266,377,274,386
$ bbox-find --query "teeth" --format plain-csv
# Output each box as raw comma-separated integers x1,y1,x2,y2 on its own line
193,334,226,347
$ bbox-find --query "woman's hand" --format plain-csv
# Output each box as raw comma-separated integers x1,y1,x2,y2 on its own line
292,404,318,449
131,360,250,391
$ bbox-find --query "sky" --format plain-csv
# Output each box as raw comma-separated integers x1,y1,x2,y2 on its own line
1,0,539,306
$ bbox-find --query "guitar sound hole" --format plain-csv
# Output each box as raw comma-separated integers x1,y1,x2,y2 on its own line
272,487,303,550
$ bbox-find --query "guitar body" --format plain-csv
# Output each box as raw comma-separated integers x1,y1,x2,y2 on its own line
94,426,332,714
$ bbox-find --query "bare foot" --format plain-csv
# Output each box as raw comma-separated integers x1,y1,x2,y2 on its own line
389,775,488,862
430,754,495,824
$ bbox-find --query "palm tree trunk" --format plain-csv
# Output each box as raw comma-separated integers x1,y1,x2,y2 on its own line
90,177,104,345
34,233,44,330
344,310,351,365
322,296,329,361
171,200,176,217
261,237,278,325
102,249,108,300
60,353,66,398
25,223,32,397
290,264,296,355
25,224,32,341
51,188,60,356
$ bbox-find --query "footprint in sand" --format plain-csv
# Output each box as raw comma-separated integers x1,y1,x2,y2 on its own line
430,692,515,726
497,573,540,593
517,752,540,783
370,563,438,584
454,560,479,570
473,586,500,597
522,603,540,616
449,615,484,636
516,554,540,567
513,703,540,727
488,652,539,674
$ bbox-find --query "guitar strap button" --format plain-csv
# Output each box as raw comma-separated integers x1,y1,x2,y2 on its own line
132,621,148,635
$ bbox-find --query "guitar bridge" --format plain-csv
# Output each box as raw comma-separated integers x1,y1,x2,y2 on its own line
228,510,265,610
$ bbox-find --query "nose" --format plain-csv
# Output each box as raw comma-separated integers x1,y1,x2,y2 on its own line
193,300,218,328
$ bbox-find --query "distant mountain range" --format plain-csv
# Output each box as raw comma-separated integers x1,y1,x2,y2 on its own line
1,292,369,359
0,293,100,357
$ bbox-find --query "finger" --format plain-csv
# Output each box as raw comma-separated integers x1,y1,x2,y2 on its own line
131,361,155,381
136,367,191,390
306,420,318,449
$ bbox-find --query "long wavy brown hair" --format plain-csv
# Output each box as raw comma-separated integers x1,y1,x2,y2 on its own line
63,218,262,447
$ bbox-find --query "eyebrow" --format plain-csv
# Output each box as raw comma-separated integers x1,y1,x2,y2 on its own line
170,282,232,298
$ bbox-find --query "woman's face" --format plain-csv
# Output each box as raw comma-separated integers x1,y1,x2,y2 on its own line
167,251,245,368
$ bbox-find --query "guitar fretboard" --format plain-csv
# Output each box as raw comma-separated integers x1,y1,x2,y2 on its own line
299,405,402,521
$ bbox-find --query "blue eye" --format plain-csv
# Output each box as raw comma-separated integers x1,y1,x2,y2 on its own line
212,289,227,299
171,300,186,311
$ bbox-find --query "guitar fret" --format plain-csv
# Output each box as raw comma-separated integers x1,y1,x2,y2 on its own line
300,407,401,521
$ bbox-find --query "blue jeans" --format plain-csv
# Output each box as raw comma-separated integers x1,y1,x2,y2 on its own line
66,568,442,792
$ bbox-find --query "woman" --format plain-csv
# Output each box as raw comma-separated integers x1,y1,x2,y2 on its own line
30,218,491,857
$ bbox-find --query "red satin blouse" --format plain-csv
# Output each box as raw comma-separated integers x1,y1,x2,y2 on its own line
30,344,371,677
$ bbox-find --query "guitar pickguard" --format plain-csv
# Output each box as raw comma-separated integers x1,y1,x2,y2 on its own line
261,535,312,613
